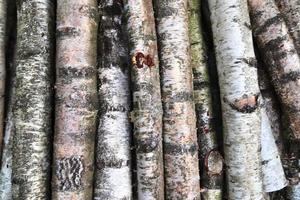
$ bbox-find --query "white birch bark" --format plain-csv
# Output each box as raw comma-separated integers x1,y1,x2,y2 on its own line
154,0,200,199
123,0,164,199
94,0,132,199
208,0,264,199
260,105,287,192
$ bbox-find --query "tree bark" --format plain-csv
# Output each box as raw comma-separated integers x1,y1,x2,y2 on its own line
52,0,99,199
258,66,285,156
12,0,54,199
248,0,300,140
208,0,264,199
275,0,300,55
123,0,164,199
188,0,223,199
154,0,200,199
0,0,6,157
260,105,287,192
93,1,132,199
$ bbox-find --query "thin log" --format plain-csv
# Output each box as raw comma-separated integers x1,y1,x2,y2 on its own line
52,0,99,199
154,0,201,199
93,0,132,199
208,0,264,199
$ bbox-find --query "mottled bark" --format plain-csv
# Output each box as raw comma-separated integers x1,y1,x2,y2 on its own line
123,0,164,199
94,0,132,199
0,0,6,157
52,0,98,199
285,142,300,200
188,0,223,199
154,0,200,199
275,0,300,55
248,0,300,140
208,0,264,199
12,0,54,199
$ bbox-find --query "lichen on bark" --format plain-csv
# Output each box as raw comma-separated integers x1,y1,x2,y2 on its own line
12,0,54,199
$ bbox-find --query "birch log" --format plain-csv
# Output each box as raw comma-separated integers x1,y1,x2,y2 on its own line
0,50,15,200
248,0,300,140
52,0,99,199
260,105,287,192
123,0,164,199
286,143,300,199
258,66,285,156
0,0,6,157
12,0,54,199
188,0,223,199
154,0,200,199
208,0,264,199
94,0,132,199
275,0,300,54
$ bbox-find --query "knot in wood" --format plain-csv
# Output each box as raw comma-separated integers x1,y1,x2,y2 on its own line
131,52,155,69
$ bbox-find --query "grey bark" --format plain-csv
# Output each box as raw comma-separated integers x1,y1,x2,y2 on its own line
0,0,6,156
154,0,201,199
188,0,223,199
93,0,132,199
12,0,54,199
248,0,300,140
275,0,300,55
208,0,264,199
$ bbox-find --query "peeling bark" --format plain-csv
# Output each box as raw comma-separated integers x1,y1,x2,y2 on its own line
52,0,99,199
123,0,164,199
248,0,300,140
93,0,132,199
188,0,223,199
0,0,6,157
154,0,200,199
208,0,264,199
275,0,300,54
12,0,54,199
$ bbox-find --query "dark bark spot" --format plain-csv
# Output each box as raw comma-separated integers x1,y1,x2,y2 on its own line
225,94,258,113
56,26,80,38
55,156,84,191
254,14,283,36
164,142,198,155
135,134,161,153
278,71,300,85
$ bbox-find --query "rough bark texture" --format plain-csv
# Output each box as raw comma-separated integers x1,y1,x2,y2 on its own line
154,0,200,199
0,0,6,157
12,0,54,199
275,0,300,55
208,0,264,199
248,0,300,140
52,0,98,199
188,0,223,199
285,142,300,200
94,0,132,199
123,0,164,199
